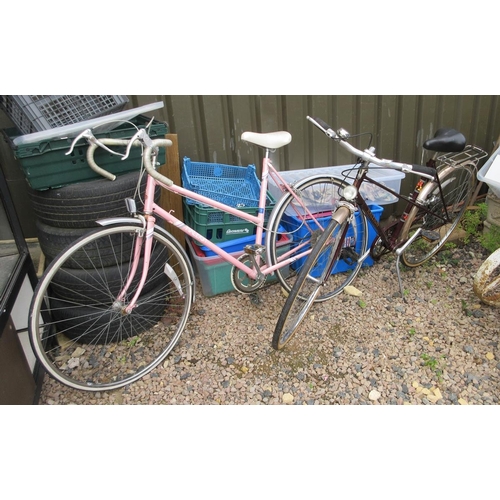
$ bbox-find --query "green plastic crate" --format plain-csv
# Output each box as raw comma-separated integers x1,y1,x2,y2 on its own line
183,195,275,244
4,114,168,190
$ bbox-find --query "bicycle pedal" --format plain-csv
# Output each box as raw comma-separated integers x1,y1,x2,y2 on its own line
244,244,265,255
341,247,359,265
421,229,440,242
249,292,263,306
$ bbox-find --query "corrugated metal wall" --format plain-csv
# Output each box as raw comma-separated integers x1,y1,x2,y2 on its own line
128,95,500,215
1,95,500,237
129,95,500,170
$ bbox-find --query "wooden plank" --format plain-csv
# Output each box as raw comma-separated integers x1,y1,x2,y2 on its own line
159,134,185,248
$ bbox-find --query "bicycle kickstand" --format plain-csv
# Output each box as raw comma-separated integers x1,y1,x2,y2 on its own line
394,228,423,298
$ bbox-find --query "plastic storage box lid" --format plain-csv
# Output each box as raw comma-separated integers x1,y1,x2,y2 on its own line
11,101,164,146
477,145,500,198
268,164,405,213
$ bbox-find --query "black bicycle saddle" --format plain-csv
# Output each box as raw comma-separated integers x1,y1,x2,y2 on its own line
423,128,466,153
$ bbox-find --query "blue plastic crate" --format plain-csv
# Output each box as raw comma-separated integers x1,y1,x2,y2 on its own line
197,225,286,256
282,204,383,277
182,157,261,207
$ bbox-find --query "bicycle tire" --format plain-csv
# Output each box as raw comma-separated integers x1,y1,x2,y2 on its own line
401,163,475,267
267,175,367,301
28,222,195,392
273,205,361,350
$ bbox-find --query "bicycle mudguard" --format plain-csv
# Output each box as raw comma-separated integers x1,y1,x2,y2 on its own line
97,217,142,226
411,164,458,201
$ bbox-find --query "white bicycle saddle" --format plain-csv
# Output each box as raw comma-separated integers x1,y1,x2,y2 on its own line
241,131,292,149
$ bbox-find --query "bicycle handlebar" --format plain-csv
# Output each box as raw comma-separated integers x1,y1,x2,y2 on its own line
67,129,173,185
306,116,436,180
69,116,436,186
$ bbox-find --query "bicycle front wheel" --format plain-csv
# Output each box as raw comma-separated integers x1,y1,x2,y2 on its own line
401,163,476,267
29,222,195,392
273,206,356,350
267,175,367,301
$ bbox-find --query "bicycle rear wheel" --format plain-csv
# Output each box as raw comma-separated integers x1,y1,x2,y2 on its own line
29,222,195,392
272,206,359,350
401,163,475,267
267,175,367,301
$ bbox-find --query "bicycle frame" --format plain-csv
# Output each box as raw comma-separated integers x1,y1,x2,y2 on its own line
319,160,463,281
115,152,329,311
352,166,436,253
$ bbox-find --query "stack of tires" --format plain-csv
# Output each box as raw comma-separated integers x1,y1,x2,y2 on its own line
29,171,150,260
29,171,165,343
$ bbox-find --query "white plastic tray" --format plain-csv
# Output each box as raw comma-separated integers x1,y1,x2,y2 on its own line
477,145,500,198
11,101,164,146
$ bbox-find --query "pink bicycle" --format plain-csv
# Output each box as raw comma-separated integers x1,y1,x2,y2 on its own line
29,120,358,391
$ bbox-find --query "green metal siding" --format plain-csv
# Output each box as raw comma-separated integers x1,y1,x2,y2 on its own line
128,94,500,170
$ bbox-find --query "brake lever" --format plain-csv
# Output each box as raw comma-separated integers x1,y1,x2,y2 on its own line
65,129,93,155
65,128,125,157
122,128,155,161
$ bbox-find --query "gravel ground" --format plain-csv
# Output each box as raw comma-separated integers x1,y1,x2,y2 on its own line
39,239,499,405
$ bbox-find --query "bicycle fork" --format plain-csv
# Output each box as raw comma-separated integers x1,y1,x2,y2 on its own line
113,213,154,314
109,211,184,315
314,203,356,284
